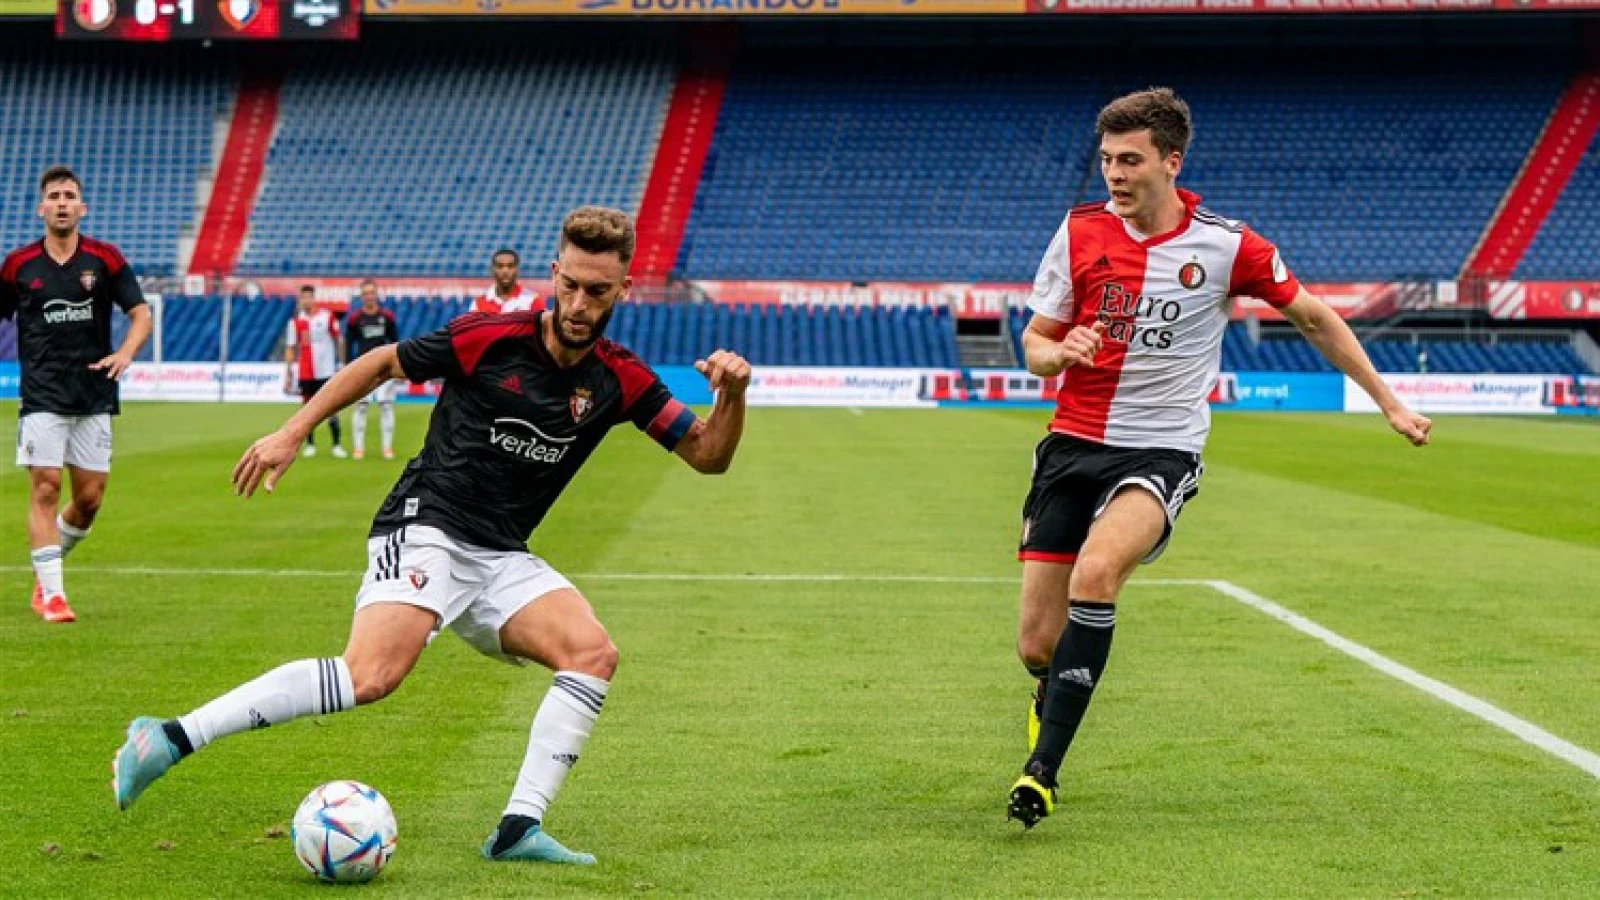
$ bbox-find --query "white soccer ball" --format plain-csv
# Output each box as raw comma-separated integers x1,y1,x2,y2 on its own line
291,780,398,883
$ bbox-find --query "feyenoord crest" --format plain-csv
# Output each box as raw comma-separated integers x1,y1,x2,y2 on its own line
71,0,116,31
569,387,593,422
78,270,97,293
408,569,429,591
1178,259,1206,290
219,0,261,29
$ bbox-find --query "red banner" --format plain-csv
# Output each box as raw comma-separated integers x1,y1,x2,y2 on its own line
1484,281,1600,320
212,276,1600,320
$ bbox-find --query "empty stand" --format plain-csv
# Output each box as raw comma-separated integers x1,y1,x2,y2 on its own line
0,44,232,276
235,39,676,277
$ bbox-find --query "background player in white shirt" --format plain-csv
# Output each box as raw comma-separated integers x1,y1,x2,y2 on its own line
472,248,542,315
1008,88,1433,828
283,284,347,458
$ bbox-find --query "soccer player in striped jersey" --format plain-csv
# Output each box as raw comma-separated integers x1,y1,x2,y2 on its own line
284,285,348,458
113,207,751,867
1008,88,1433,828
473,248,542,315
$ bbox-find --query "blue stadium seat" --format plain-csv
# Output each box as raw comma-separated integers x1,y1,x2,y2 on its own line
0,45,232,277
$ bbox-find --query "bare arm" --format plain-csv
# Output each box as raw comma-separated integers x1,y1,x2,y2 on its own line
1280,287,1431,446
89,303,151,379
1022,313,1106,377
234,346,409,495
673,350,750,475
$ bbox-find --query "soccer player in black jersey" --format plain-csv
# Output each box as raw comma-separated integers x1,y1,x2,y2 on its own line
0,166,151,623
345,279,400,459
113,207,751,867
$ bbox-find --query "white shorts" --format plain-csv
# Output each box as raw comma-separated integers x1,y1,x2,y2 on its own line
360,380,398,405
353,525,573,665
16,413,113,472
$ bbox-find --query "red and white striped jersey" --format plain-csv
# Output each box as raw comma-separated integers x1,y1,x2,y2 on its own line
472,284,543,316
286,308,341,381
1028,189,1300,452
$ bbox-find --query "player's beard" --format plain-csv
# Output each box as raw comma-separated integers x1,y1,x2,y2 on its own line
552,296,613,350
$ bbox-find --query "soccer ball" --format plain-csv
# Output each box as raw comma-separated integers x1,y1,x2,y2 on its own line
291,780,398,883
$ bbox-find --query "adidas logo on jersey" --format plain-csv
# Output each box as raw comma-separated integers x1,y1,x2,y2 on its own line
1057,668,1095,688
28,278,43,290
498,374,522,395
1093,255,1111,270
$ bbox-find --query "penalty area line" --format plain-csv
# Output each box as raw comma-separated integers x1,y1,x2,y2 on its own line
1207,579,1600,781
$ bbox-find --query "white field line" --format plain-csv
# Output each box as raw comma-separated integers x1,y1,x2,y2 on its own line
7,563,1593,779
1208,579,1600,781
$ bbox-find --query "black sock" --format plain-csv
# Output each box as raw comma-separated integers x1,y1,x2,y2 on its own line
306,424,318,447
161,720,194,759
1027,600,1116,785
490,814,540,855
328,415,342,446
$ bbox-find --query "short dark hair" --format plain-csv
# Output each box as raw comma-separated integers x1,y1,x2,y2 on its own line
39,165,81,195
1096,88,1193,158
299,284,316,295
492,248,519,265
558,207,634,265
358,278,377,290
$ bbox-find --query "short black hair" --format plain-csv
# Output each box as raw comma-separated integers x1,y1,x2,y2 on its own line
299,284,316,295
39,165,81,195
492,248,519,264
358,278,377,290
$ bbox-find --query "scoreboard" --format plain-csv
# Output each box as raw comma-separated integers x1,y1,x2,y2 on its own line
58,0,358,39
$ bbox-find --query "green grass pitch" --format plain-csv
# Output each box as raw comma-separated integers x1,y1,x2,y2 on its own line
1,404,1596,897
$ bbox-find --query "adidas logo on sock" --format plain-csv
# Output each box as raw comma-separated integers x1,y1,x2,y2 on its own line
551,752,580,766
1057,668,1095,688
248,708,271,730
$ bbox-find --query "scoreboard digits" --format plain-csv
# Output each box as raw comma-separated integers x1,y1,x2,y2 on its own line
58,0,358,40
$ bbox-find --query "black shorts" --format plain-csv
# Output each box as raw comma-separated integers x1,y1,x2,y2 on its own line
1018,432,1203,565
298,378,329,402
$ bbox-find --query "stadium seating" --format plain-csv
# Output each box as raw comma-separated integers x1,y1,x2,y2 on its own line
235,41,676,277
0,44,232,277
679,50,1563,283
1517,128,1600,278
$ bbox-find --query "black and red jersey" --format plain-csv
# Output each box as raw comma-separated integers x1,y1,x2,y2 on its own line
371,311,696,551
0,236,146,416
346,307,399,360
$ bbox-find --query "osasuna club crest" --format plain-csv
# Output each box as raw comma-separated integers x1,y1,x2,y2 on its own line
79,270,97,292
569,387,593,421
1177,260,1206,290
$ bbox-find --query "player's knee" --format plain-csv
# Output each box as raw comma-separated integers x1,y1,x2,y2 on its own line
1069,555,1126,602
74,487,105,518
31,475,61,508
565,636,618,680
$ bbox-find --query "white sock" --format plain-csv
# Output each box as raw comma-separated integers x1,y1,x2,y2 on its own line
379,402,395,453
177,658,354,753
31,546,63,596
352,402,368,453
505,671,608,820
57,516,90,556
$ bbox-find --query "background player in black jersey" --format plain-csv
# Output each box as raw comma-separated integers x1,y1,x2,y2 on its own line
0,166,151,623
113,207,751,867
346,279,400,459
